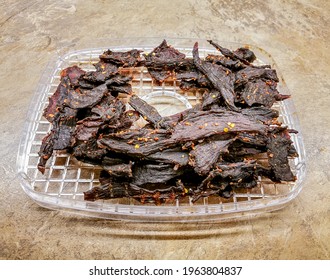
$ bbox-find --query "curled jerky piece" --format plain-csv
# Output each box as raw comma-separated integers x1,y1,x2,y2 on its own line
128,95,167,129
193,42,238,111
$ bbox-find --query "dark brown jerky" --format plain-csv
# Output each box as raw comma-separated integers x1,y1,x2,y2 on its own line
73,139,107,164
144,39,186,68
233,47,257,63
193,42,238,111
37,131,55,174
98,108,267,158
91,96,126,123
73,119,102,142
201,89,222,109
99,49,143,67
236,80,287,107
84,182,185,205
189,138,233,176
106,74,132,86
145,148,189,167
205,54,245,70
267,130,297,181
83,61,118,83
172,110,267,142
43,66,85,122
102,161,133,178
84,184,130,201
52,106,77,150
199,160,261,190
128,95,167,129
241,107,279,124
63,84,108,109
144,40,186,82
131,163,184,187
208,40,252,65
235,66,279,87
97,128,173,157
176,67,211,90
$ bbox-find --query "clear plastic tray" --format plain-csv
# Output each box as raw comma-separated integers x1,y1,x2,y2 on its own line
17,38,306,222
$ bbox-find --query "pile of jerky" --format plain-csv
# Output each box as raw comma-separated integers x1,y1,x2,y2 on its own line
38,39,298,205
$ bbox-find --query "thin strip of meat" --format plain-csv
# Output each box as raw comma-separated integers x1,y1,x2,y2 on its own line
192,42,238,111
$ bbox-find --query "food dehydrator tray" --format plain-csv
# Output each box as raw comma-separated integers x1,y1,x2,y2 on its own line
17,38,306,222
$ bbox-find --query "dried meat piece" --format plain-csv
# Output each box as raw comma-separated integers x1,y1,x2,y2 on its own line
83,61,118,83
233,47,257,63
128,94,168,129
205,54,244,70
267,130,297,181
201,89,222,109
52,107,77,150
193,42,238,111
144,40,186,82
102,161,133,178
172,110,267,142
145,148,189,167
208,40,252,65
98,128,173,157
37,131,55,174
73,139,107,165
189,138,233,175
236,80,286,107
84,182,185,205
235,66,279,86
64,84,108,109
176,67,211,90
144,39,186,68
99,49,143,67
131,163,184,187
241,107,279,124
43,66,85,122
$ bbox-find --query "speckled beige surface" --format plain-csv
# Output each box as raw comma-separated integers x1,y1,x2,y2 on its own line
0,0,329,260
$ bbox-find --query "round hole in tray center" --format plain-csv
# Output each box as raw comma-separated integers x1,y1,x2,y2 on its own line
141,90,192,117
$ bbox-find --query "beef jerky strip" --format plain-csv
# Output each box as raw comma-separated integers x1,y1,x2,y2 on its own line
201,89,222,109
198,160,262,191
52,106,77,150
235,66,279,87
208,40,252,65
192,42,238,111
82,61,118,84
145,148,189,168
205,54,245,70
37,131,55,174
189,138,234,176
241,107,279,124
84,182,185,205
144,39,186,68
128,94,168,129
43,66,85,122
63,84,108,109
267,129,297,181
101,157,133,178
236,79,289,108
99,49,143,67
131,163,184,187
72,139,107,165
37,107,77,172
97,128,174,157
172,110,267,142
91,96,126,124
144,40,186,82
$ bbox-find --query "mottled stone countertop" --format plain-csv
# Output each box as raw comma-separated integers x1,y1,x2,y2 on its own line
0,0,329,259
